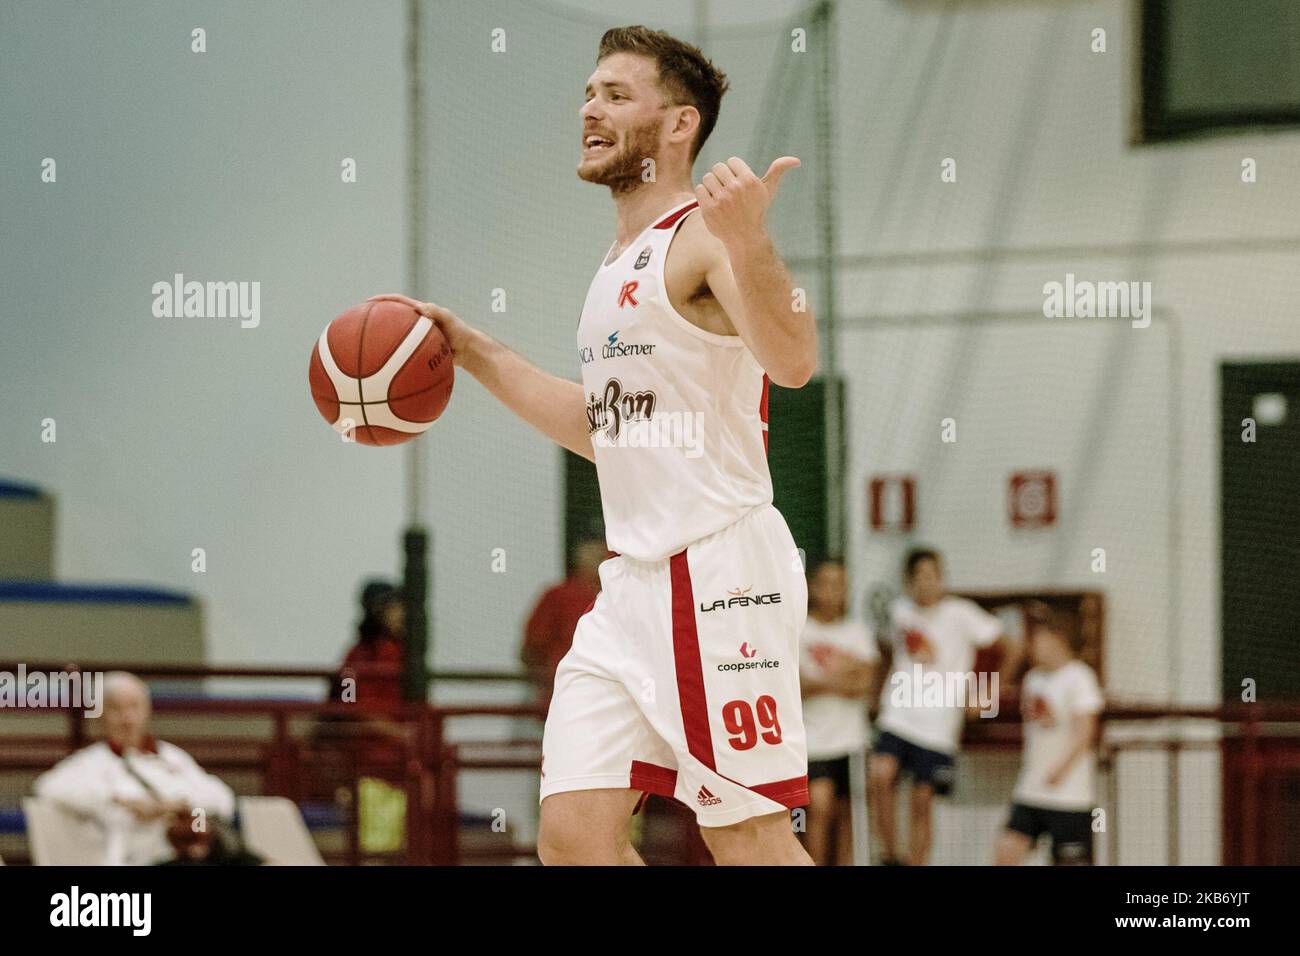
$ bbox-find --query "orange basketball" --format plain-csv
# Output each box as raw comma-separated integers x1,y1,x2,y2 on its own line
308,300,454,445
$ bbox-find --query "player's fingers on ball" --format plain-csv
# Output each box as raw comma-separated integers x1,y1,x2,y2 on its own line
711,161,737,186
426,304,457,324
367,293,421,308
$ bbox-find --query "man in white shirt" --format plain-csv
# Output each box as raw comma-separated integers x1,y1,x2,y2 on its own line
33,671,236,865
995,603,1103,865
869,548,1019,865
798,559,878,866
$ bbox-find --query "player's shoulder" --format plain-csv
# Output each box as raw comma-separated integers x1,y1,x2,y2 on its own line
156,740,195,762
941,593,984,616
1063,658,1101,686
821,615,874,646
61,741,111,766
887,595,915,623
671,206,726,264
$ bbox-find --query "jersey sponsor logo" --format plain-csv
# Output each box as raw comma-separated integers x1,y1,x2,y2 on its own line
718,658,780,672
586,377,656,439
601,329,656,359
699,586,782,613
617,280,639,308
717,642,774,671
696,785,722,807
634,245,653,269
718,641,781,672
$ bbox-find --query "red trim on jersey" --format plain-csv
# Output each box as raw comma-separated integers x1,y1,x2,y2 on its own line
653,201,699,230
759,373,770,455
669,549,716,771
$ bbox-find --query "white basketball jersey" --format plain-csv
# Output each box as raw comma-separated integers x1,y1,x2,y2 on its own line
577,198,773,562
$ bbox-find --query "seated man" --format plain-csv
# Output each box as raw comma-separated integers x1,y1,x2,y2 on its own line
33,671,237,865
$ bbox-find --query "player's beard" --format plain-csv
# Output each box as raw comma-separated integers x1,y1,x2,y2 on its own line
577,115,664,195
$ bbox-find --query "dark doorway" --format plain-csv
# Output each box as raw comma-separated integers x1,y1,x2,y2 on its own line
1220,361,1300,702
1220,361,1300,865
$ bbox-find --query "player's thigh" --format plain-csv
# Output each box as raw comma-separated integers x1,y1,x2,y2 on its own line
868,750,899,789
541,599,674,798
683,507,809,788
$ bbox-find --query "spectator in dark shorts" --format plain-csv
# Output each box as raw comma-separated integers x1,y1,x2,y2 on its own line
869,548,1019,865
520,539,605,709
798,559,878,866
995,603,1102,866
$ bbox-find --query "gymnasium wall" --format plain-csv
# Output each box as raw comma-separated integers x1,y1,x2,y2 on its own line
828,0,1300,714
4,0,1298,862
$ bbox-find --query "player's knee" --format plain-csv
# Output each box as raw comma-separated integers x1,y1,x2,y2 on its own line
994,831,1025,866
538,807,599,865
701,812,807,865
538,818,604,865
868,756,897,789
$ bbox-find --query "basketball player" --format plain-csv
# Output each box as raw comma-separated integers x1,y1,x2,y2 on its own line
868,548,1019,865
995,603,1102,866
372,25,816,864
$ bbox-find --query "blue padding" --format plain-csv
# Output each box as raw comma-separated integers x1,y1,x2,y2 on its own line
0,479,41,500
0,581,192,606
299,802,345,829
0,807,25,834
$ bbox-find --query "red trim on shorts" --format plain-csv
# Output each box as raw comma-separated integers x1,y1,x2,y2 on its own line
630,760,676,816
759,373,770,455
669,549,716,771
630,760,677,798
653,201,699,229
750,774,810,809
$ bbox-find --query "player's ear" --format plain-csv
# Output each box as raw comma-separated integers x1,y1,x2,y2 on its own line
670,104,700,148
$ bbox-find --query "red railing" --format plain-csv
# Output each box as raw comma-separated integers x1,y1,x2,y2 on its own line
0,661,545,865
3,662,1298,864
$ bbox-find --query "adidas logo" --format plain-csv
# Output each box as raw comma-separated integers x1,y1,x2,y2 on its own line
696,786,722,807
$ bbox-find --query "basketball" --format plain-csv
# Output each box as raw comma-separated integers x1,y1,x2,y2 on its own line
309,300,454,446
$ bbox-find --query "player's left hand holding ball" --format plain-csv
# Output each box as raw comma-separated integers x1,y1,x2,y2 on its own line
694,155,800,247
366,294,475,367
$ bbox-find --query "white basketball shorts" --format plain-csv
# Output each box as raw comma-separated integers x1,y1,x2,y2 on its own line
539,503,809,827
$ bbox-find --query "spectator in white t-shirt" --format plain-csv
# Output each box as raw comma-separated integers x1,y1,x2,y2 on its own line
869,548,1020,865
33,672,237,865
798,559,879,866
996,603,1103,865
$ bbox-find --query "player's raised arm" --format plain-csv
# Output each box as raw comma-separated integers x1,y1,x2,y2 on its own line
693,155,817,388
367,295,594,462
